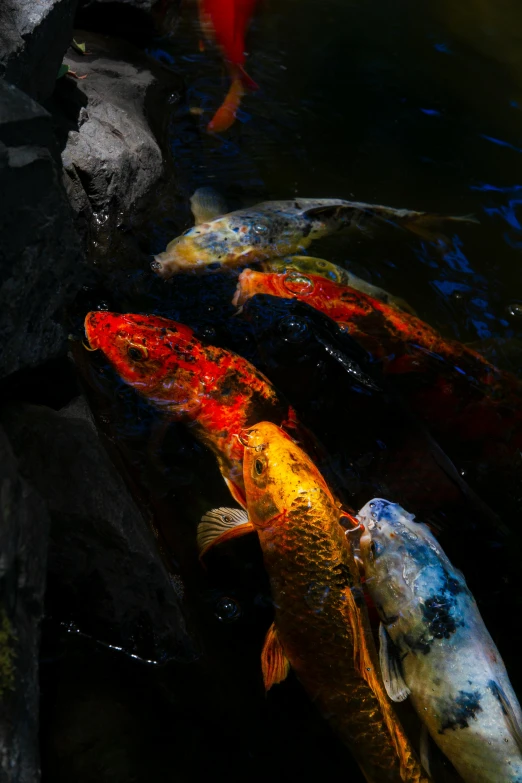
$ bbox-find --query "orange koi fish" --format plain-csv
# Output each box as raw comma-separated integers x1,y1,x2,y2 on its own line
233,270,522,512
198,0,259,132
83,311,322,509
240,421,429,783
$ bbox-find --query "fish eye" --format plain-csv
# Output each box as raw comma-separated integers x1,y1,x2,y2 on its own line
127,343,148,362
278,316,309,343
253,223,269,235
254,458,265,476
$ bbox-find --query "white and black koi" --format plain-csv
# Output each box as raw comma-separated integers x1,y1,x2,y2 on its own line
152,197,477,278
358,498,522,783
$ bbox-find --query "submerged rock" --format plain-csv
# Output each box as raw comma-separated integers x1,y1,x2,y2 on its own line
0,0,78,103
51,31,181,254
0,80,86,379
0,426,49,783
1,397,195,664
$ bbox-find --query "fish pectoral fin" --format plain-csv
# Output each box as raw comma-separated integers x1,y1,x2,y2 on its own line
261,623,291,691
419,722,432,777
224,476,247,509
379,623,411,702
490,680,522,753
197,507,254,558
190,187,229,224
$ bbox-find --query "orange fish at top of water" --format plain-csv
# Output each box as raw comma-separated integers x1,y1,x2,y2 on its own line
198,0,259,132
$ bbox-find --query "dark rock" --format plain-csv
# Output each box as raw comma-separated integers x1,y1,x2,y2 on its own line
80,0,157,12
0,0,78,103
0,80,87,380
1,398,195,664
0,426,49,783
50,32,181,254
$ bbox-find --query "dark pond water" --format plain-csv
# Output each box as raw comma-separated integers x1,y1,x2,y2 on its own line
40,2,522,781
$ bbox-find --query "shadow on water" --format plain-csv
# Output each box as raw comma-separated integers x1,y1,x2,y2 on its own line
43,0,522,780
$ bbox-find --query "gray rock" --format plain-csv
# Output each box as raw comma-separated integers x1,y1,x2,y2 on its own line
54,32,173,253
0,0,78,103
0,80,87,380
1,399,195,664
0,426,49,783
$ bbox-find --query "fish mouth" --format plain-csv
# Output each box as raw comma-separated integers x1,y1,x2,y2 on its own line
232,269,255,308
151,253,179,279
83,312,101,351
238,426,262,448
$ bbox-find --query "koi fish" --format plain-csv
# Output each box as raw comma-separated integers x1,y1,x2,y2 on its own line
233,269,522,517
238,421,428,783
83,311,296,507
198,0,259,132
261,256,415,314
358,498,522,783
152,198,477,278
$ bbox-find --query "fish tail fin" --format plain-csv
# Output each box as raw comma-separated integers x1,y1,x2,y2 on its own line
400,212,479,244
207,76,245,134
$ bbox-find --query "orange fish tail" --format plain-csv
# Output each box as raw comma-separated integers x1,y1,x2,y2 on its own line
207,76,245,133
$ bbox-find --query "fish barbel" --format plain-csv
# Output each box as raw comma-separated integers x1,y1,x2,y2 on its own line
241,421,429,783
358,498,522,783
152,198,477,278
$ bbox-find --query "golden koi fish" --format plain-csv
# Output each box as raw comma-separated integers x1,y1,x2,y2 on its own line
238,421,429,783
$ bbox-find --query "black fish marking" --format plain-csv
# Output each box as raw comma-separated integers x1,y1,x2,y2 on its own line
438,690,483,733
422,594,459,640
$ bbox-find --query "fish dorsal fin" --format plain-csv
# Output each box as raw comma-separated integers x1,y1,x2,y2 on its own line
190,187,229,225
261,623,291,691
197,507,254,558
419,722,432,777
379,623,411,702
490,680,522,753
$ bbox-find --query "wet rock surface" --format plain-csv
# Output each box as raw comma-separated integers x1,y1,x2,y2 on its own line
0,80,87,380
0,0,78,103
50,31,181,254
0,426,49,783
1,397,194,663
